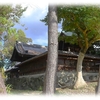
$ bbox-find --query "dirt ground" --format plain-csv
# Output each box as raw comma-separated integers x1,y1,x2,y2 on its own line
8,82,98,96
56,82,97,96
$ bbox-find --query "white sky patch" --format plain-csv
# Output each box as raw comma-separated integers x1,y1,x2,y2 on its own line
21,3,48,17
22,4,36,17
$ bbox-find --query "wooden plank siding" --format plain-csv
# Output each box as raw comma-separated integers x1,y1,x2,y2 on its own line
14,51,99,76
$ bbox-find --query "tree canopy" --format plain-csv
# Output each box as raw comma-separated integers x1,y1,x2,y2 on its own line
42,5,100,53
57,5,100,88
0,4,28,57
3,29,32,59
57,5,100,53
0,4,27,35
0,4,28,67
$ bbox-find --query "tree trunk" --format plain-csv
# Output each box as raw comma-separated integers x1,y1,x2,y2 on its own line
43,5,58,95
74,52,87,88
0,71,7,94
96,65,100,95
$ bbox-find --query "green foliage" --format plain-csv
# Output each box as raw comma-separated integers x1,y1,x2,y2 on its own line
38,86,43,91
40,14,48,25
0,4,31,60
0,4,27,35
0,4,27,92
0,68,6,79
57,5,100,53
6,84,12,93
0,59,4,68
17,29,32,43
58,32,78,45
42,5,100,53
2,29,32,58
0,68,12,93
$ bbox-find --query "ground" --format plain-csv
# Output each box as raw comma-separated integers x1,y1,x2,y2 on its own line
8,82,97,96
56,82,97,96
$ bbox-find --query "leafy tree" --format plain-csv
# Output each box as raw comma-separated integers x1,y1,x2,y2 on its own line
57,5,100,88
0,4,27,94
17,29,32,43
0,4,27,58
42,5,100,88
43,5,58,94
3,29,32,59
0,4,27,35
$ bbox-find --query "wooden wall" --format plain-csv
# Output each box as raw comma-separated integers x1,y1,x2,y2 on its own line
17,54,99,76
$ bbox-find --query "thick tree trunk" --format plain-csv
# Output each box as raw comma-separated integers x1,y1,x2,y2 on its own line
96,65,100,95
43,5,58,95
74,52,87,88
0,72,7,94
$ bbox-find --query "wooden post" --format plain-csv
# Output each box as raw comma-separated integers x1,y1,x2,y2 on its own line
96,65,100,95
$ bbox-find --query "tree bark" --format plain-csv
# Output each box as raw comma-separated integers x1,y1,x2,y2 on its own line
43,5,58,95
96,65,100,95
0,71,7,94
74,52,87,88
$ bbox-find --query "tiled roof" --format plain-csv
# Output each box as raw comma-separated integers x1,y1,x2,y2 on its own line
10,41,47,62
15,50,100,68
16,41,47,55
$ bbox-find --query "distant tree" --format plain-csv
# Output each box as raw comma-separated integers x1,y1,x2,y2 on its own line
43,5,58,94
0,4,27,35
0,4,27,94
3,29,32,59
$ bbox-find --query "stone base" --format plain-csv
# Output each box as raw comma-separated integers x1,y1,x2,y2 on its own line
6,71,98,90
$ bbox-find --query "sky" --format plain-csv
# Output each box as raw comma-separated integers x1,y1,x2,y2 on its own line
14,2,63,46
1,0,100,46
14,3,49,46
12,1,100,46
